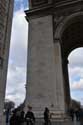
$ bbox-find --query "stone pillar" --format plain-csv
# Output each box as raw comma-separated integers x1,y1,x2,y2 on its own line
53,40,66,117
62,57,71,112
0,0,14,124
0,1,6,124
25,15,58,117
25,15,66,118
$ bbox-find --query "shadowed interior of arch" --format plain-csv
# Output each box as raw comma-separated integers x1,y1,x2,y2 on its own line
60,15,83,107
61,19,83,58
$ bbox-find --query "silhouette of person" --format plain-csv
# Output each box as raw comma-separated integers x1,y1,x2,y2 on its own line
79,108,83,125
6,108,10,125
19,110,25,125
10,109,20,125
25,105,35,125
69,108,74,121
44,107,51,125
75,109,80,121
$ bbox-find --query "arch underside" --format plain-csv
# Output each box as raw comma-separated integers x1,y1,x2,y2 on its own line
61,14,83,58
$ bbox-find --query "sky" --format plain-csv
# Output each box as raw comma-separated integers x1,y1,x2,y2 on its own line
5,0,83,107
5,0,28,106
68,48,83,105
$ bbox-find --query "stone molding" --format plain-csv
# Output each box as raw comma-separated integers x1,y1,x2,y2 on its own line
25,0,82,20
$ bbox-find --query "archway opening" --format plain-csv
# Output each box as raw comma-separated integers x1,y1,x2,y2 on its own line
68,48,83,105
60,14,83,108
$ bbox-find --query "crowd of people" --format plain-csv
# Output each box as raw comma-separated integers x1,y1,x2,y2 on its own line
6,106,51,125
6,106,83,125
6,105,35,125
68,107,83,124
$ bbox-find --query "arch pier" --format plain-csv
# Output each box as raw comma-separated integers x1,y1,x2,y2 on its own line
25,0,83,123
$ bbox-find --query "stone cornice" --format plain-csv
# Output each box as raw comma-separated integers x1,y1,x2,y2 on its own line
25,0,82,21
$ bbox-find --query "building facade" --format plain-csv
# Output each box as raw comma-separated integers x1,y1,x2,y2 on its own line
25,0,82,122
0,0,14,124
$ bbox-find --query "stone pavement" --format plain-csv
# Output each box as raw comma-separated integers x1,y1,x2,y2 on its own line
8,119,81,125
7,117,81,125
35,121,69,125
34,119,81,125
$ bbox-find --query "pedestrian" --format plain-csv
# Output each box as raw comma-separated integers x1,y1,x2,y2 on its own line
6,108,10,125
79,108,83,125
10,109,20,125
69,108,74,121
25,105,35,125
75,109,80,121
19,110,25,125
44,107,51,125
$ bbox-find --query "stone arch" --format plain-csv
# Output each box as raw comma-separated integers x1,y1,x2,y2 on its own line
54,12,83,109
55,12,83,59
55,11,83,40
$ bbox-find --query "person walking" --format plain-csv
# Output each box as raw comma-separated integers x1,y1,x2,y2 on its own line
10,109,20,125
25,105,35,125
44,107,51,125
75,109,80,121
19,110,25,125
6,108,10,125
69,108,74,121
79,108,83,125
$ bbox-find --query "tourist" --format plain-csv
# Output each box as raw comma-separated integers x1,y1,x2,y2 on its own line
79,108,83,125
10,109,20,125
75,109,80,121
25,105,35,125
6,108,10,125
44,107,51,125
19,110,25,125
69,108,74,121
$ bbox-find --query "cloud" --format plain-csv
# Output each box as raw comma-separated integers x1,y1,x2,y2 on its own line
68,48,83,68
70,79,83,90
68,67,83,82
68,48,83,104
5,9,28,107
10,10,28,67
14,0,28,12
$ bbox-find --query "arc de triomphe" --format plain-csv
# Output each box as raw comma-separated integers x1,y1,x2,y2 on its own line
24,0,83,119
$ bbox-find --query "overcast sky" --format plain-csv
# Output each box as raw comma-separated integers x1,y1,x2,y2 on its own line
5,0,28,106
5,0,83,107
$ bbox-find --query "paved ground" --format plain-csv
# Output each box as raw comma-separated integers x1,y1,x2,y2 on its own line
35,119,80,125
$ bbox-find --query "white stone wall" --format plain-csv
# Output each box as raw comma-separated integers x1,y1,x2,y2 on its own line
25,15,66,117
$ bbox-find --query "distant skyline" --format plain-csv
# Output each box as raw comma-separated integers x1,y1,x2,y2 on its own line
5,0,83,107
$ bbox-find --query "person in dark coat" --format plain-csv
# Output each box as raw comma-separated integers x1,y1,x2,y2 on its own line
6,108,10,125
44,107,51,125
75,109,80,121
25,106,35,125
19,110,25,125
69,108,74,121
79,108,83,125
10,109,20,125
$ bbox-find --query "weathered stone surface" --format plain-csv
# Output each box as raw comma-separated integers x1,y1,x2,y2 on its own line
25,0,83,122
0,0,14,124
25,15,66,118
25,15,59,114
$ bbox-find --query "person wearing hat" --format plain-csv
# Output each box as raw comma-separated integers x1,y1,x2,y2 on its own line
25,105,35,125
